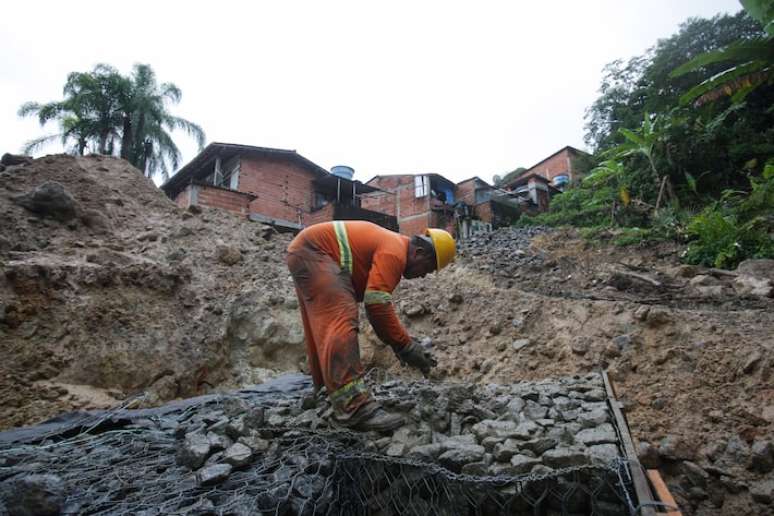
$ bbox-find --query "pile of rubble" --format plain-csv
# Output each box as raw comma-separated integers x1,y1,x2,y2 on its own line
457,226,549,287
0,372,636,515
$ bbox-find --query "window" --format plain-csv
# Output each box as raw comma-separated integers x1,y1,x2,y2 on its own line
414,175,428,198
218,156,240,189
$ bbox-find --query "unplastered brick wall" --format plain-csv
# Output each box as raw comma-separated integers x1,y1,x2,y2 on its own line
475,201,494,224
304,203,335,226
195,186,252,217
455,180,477,206
526,148,575,183
239,156,317,226
175,187,191,209
399,215,431,236
365,175,433,235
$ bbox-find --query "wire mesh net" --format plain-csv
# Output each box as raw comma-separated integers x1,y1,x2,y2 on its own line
0,376,639,515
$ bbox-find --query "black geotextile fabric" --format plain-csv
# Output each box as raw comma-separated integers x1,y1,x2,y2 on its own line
0,374,639,515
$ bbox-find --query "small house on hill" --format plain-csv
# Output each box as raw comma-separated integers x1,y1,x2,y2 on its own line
361,173,458,236
161,143,397,231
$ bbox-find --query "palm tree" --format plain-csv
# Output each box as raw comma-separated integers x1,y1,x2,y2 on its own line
19,63,205,180
18,64,127,156
120,64,206,180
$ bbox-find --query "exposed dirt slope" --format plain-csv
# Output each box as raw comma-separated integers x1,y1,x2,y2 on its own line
360,228,773,516
1,155,772,515
0,155,303,429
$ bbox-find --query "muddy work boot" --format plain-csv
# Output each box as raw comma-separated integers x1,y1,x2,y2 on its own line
333,400,404,433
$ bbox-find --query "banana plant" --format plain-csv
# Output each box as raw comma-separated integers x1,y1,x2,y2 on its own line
671,0,774,106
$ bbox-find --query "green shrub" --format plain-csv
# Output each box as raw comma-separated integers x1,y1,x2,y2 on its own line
682,165,774,268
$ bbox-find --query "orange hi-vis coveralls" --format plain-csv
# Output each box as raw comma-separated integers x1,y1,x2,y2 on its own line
286,221,412,414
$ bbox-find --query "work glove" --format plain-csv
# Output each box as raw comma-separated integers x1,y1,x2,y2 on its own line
396,337,437,376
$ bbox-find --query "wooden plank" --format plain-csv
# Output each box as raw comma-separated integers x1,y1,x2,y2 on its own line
602,371,657,516
647,469,682,516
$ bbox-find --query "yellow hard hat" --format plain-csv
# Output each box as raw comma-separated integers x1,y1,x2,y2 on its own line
425,228,456,271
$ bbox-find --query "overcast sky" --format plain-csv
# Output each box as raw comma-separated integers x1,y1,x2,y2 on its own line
1,0,742,185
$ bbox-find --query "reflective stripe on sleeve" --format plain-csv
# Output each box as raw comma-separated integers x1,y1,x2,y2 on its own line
364,289,392,305
332,221,353,274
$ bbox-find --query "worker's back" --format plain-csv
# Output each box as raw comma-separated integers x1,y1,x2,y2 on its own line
287,221,409,300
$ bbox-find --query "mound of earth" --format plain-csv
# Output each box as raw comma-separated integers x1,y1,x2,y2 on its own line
0,154,305,429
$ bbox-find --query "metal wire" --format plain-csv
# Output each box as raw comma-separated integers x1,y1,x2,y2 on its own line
0,383,638,515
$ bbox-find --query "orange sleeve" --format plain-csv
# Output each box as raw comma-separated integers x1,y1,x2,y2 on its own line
363,252,411,350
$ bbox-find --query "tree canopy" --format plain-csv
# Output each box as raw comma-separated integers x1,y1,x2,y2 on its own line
18,64,205,180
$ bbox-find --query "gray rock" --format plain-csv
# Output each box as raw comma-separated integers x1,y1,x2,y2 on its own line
546,426,576,445
223,443,253,468
509,454,541,474
441,434,478,450
438,444,485,472
637,441,661,468
0,474,65,516
493,439,520,462
577,408,608,428
461,461,489,475
733,275,773,298
512,339,531,351
542,448,589,468
553,396,581,411
225,416,247,439
659,435,696,461
750,441,774,473
237,431,270,452
386,443,407,457
530,464,555,476
177,432,211,469
513,421,541,439
471,420,517,440
742,351,762,374
679,461,709,489
12,181,78,222
720,435,750,467
576,424,617,445
750,479,774,505
523,401,548,420
737,259,774,281
506,397,525,418
197,464,232,486
612,334,633,351
1,153,32,166
407,443,443,459
521,437,558,455
587,444,619,462
580,389,606,402
207,431,232,452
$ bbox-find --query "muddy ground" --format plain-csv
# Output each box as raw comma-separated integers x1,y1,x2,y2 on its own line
1,155,772,515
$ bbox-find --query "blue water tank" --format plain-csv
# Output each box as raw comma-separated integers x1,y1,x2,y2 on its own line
331,165,354,180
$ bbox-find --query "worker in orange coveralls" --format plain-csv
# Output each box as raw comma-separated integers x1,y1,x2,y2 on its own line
286,220,456,432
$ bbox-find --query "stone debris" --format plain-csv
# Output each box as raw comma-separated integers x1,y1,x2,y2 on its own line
12,181,79,222
0,474,65,516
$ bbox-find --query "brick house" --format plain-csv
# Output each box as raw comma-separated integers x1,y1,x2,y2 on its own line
161,143,397,231
455,176,520,232
502,145,589,212
504,145,588,192
361,174,457,236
